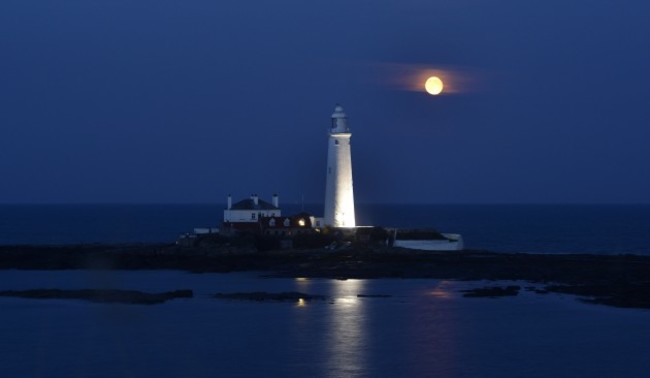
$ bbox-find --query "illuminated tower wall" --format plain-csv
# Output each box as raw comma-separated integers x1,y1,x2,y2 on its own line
324,105,356,227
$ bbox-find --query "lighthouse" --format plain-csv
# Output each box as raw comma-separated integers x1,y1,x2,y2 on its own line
324,105,356,227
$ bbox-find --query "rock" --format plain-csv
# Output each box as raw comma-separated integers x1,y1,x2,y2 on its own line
357,294,392,298
213,291,325,302
0,289,193,305
544,284,650,309
462,285,520,298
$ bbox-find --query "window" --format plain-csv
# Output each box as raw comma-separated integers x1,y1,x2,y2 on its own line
251,213,256,220
269,218,276,227
334,140,339,145
283,218,290,227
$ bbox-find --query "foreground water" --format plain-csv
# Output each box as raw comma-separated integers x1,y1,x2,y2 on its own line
1,204,650,254
1,270,648,377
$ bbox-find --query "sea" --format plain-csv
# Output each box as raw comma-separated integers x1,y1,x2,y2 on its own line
1,204,649,377
1,203,649,254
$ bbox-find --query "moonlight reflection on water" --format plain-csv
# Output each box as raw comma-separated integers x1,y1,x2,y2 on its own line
0,271,649,377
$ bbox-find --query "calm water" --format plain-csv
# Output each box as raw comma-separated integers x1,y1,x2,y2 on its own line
0,270,648,378
1,204,650,254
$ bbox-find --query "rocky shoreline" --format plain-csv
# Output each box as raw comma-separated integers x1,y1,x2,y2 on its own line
1,243,650,309
0,288,193,305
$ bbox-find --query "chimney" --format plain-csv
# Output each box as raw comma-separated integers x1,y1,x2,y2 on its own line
227,194,232,210
252,193,259,206
272,193,279,208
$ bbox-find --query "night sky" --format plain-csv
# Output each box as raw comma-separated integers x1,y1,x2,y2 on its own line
2,0,649,204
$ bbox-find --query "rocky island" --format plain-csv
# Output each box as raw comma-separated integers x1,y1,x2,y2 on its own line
1,239,650,309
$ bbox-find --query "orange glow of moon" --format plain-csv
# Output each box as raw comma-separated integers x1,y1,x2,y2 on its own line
424,76,444,95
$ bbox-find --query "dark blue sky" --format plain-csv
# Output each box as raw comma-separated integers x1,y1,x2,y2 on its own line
1,0,649,204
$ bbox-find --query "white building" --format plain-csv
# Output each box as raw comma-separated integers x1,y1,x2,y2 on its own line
324,105,356,227
223,194,281,223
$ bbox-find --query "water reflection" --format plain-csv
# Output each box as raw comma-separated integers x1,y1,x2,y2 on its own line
294,277,310,308
326,279,367,376
428,280,456,299
405,280,460,376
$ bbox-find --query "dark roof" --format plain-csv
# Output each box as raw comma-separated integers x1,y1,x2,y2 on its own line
230,198,279,210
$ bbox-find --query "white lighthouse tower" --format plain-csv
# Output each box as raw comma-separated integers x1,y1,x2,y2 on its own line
324,105,356,228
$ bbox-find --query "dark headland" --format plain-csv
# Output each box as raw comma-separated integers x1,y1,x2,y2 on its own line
1,242,650,309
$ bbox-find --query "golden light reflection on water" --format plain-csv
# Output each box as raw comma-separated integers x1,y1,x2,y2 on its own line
428,280,456,299
294,278,309,307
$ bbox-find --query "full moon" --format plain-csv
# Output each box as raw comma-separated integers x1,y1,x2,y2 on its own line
424,76,444,95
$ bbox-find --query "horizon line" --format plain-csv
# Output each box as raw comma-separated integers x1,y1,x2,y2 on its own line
1,202,649,206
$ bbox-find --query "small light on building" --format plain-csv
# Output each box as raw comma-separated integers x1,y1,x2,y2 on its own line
297,298,306,306
298,219,306,227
